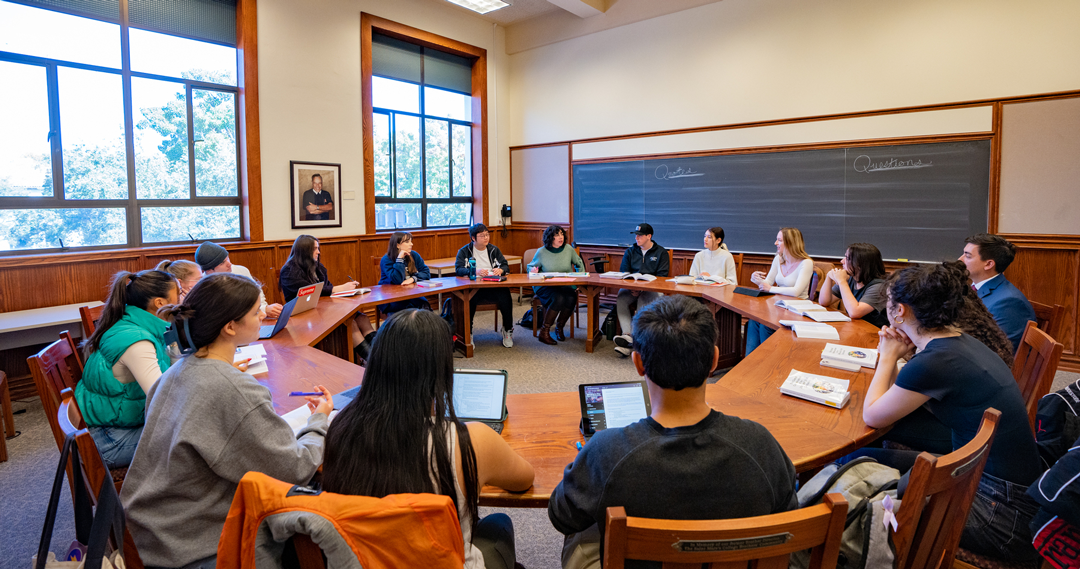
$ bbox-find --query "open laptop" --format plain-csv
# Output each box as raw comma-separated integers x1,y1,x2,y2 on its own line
292,281,324,316
579,380,651,441
452,369,509,434
258,296,298,339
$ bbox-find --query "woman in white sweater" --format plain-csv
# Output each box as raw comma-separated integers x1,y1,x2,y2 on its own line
689,226,738,285
746,227,814,353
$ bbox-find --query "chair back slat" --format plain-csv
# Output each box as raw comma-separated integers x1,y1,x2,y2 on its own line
893,409,1001,569
28,331,83,450
604,494,847,569
80,304,105,338
1012,321,1064,430
1029,300,1064,341
730,253,744,284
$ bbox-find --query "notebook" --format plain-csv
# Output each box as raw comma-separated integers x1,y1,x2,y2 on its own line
258,297,297,339
578,380,652,440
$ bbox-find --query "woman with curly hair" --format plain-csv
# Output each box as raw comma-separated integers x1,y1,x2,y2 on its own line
526,225,584,345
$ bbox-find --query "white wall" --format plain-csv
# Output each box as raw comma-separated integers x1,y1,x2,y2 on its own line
506,0,1080,146
257,0,510,240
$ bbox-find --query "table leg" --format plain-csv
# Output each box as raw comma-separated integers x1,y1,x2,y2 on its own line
580,285,603,353
450,288,478,358
711,305,743,370
315,324,352,363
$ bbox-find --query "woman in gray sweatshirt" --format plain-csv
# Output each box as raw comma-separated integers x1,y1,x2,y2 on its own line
121,273,334,569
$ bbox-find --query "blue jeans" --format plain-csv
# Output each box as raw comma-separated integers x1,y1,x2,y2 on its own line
745,321,775,354
838,448,1040,562
88,425,143,469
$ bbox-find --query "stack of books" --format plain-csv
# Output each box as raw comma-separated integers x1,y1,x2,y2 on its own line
780,369,851,409
599,271,656,281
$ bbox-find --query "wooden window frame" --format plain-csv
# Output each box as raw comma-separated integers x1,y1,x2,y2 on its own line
360,13,488,234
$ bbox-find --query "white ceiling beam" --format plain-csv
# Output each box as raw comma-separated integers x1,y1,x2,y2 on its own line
545,0,608,18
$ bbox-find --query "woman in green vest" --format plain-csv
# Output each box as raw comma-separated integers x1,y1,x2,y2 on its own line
76,269,179,468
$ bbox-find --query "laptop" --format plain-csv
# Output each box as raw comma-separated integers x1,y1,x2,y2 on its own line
578,380,652,440
292,281,324,316
452,369,509,434
258,297,298,339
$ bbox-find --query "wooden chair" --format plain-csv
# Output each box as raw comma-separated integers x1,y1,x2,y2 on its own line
519,247,538,303
28,331,84,451
80,304,105,338
891,408,1001,569
808,266,825,303
0,370,15,462
1012,321,1064,430
58,389,145,569
1029,300,1064,342
731,252,744,284
602,493,848,568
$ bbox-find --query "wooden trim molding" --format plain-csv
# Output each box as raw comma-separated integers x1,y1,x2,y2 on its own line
236,0,263,242
359,13,489,234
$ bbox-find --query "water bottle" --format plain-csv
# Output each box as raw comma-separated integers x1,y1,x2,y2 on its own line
468,257,476,281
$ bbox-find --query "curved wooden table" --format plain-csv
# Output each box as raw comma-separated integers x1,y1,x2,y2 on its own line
256,276,885,508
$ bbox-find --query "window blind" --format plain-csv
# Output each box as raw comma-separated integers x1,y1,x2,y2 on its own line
9,0,237,46
372,32,472,94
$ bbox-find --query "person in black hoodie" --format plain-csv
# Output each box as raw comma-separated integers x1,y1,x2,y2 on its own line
454,223,515,348
613,223,669,357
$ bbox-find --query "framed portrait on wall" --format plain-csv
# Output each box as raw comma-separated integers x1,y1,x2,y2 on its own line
291,161,342,229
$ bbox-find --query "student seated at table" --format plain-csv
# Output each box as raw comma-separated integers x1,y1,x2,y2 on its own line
154,259,202,302
455,223,515,348
527,225,585,346
959,233,1036,352
856,261,1042,563
378,231,433,314
951,261,1015,367
75,269,178,469
613,223,670,357
280,234,378,361
817,242,888,328
745,227,814,354
122,273,332,569
323,309,535,569
688,226,738,285
548,295,797,569
195,241,284,318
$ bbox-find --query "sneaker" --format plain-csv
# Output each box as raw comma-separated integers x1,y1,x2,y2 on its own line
614,345,631,357
614,335,633,349
502,328,514,348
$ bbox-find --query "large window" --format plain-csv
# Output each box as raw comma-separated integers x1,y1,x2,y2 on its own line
364,21,485,232
0,0,241,253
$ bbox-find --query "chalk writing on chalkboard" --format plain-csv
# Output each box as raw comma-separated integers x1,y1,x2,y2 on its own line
853,155,933,173
654,164,704,180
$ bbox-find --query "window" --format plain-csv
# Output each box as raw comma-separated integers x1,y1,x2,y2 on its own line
363,17,486,232
0,0,242,254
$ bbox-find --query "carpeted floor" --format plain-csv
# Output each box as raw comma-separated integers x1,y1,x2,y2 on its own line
2,300,1077,569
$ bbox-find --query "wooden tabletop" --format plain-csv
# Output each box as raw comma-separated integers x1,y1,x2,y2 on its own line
256,274,886,508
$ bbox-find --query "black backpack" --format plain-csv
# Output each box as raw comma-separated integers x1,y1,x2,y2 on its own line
518,308,536,330
1035,377,1080,468
440,297,455,333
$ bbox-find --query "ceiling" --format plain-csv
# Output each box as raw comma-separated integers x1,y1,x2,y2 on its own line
467,0,563,26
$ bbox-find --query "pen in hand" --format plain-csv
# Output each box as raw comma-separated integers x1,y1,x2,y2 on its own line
289,391,324,397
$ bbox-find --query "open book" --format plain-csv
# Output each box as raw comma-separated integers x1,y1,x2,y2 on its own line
529,271,589,279
775,299,827,316
600,272,656,281
778,320,840,340
780,369,851,409
330,288,371,298
669,275,729,286
820,343,878,372
806,311,851,323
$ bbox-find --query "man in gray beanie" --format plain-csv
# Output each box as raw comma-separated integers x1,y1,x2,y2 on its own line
195,242,283,318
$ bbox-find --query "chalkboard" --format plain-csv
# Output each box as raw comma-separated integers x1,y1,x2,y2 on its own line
573,140,991,262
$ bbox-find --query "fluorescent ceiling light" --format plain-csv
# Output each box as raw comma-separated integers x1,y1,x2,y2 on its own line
444,0,510,15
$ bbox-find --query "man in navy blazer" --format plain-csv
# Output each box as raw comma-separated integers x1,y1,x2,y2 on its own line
960,234,1036,353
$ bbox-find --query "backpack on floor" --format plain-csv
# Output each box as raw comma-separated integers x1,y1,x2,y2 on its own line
518,308,536,330
1035,377,1080,468
600,310,618,341
791,457,902,569
440,297,455,333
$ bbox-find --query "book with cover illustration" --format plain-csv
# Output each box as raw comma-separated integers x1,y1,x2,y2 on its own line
600,272,656,281
780,369,851,409
821,343,878,369
778,320,840,340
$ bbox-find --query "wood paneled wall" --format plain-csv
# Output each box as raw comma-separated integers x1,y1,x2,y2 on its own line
3,226,1078,381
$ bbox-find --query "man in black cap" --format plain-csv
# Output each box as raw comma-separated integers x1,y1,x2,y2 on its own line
614,223,669,357
454,223,515,348
194,241,283,318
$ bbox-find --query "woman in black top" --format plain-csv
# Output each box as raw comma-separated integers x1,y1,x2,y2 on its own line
817,242,888,328
377,232,433,314
857,262,1042,562
279,235,377,362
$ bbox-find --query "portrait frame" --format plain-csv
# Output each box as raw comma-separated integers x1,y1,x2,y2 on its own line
290,161,342,229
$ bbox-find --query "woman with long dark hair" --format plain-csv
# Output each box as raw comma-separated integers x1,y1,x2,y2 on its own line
378,231,433,314
689,226,738,285
122,273,332,569
323,309,534,569
526,225,584,345
817,242,888,327
858,262,1041,562
280,234,378,361
75,269,178,468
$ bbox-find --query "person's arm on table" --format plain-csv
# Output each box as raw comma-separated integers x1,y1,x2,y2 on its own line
750,257,780,290
454,246,472,277
656,247,670,277
689,253,703,278
491,246,508,276
863,326,929,428
467,422,534,492
412,253,431,281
